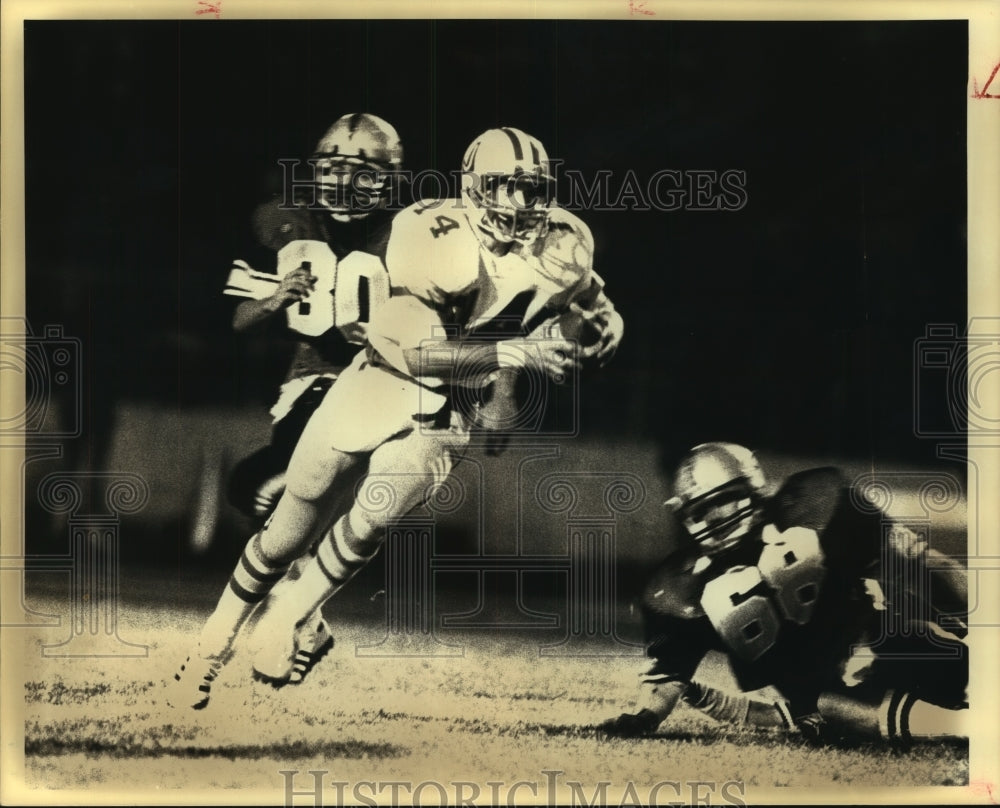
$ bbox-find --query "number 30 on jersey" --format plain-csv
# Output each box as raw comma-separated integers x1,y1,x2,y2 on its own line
276,240,389,340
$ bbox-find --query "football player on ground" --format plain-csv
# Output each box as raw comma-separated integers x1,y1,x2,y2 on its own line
167,126,623,708
600,443,968,747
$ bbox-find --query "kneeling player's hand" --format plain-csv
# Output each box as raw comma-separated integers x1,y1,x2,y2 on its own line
598,708,662,738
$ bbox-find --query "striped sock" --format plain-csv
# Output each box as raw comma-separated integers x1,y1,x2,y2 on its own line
314,512,380,591
878,690,915,744
880,691,968,742
229,532,291,603
270,513,381,627
199,533,291,658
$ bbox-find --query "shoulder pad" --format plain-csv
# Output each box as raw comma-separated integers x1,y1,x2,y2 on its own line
528,208,595,290
385,200,480,302
548,207,594,244
252,198,323,252
768,467,848,533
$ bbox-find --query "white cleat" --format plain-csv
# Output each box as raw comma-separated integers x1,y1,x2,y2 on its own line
165,648,233,710
288,617,334,685
251,608,331,687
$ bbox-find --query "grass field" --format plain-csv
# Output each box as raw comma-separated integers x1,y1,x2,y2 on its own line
11,566,969,806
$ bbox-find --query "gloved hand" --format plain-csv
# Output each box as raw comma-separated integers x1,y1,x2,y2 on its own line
597,708,662,738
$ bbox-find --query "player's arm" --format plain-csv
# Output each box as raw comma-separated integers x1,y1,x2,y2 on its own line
226,201,326,333
599,653,701,737
577,288,624,367
230,267,316,332
541,213,623,367
405,333,579,383
600,614,709,737
369,294,579,385
537,276,622,370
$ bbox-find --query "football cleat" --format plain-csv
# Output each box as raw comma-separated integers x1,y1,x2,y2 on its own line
288,617,334,685
164,648,233,710
795,712,831,745
597,708,662,738
251,609,332,687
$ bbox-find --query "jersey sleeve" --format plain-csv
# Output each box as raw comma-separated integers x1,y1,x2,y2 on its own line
223,260,281,300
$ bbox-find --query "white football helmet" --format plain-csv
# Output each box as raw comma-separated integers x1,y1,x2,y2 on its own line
310,113,403,222
666,443,768,555
461,127,555,245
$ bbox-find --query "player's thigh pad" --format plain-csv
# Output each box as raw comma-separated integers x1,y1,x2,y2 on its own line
351,426,470,525
315,353,449,454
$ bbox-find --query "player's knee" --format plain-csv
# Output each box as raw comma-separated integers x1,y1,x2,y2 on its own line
257,491,326,563
345,497,387,544
284,447,357,503
353,471,433,528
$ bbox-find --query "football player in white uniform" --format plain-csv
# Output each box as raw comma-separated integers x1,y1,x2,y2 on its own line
167,114,401,707
167,126,623,707
600,443,969,747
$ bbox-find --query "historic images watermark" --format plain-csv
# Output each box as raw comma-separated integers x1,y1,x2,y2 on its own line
280,769,748,807
1,317,150,656
277,161,748,214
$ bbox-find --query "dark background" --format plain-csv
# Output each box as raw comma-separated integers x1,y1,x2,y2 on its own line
22,19,968,561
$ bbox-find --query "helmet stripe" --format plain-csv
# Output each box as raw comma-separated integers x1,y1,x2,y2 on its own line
499,127,524,160
529,140,540,165
463,141,480,171
347,113,364,134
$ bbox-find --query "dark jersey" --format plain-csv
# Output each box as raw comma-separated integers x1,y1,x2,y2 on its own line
224,199,394,381
641,467,893,714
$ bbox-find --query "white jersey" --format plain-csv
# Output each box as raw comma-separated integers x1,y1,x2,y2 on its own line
368,199,603,385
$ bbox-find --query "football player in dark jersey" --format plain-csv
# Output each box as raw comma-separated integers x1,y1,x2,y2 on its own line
223,112,402,521
600,443,968,747
168,114,401,702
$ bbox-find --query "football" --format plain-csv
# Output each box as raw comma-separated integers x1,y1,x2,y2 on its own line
553,306,604,350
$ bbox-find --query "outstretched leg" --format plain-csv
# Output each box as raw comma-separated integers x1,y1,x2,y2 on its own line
250,427,465,684
166,432,360,709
